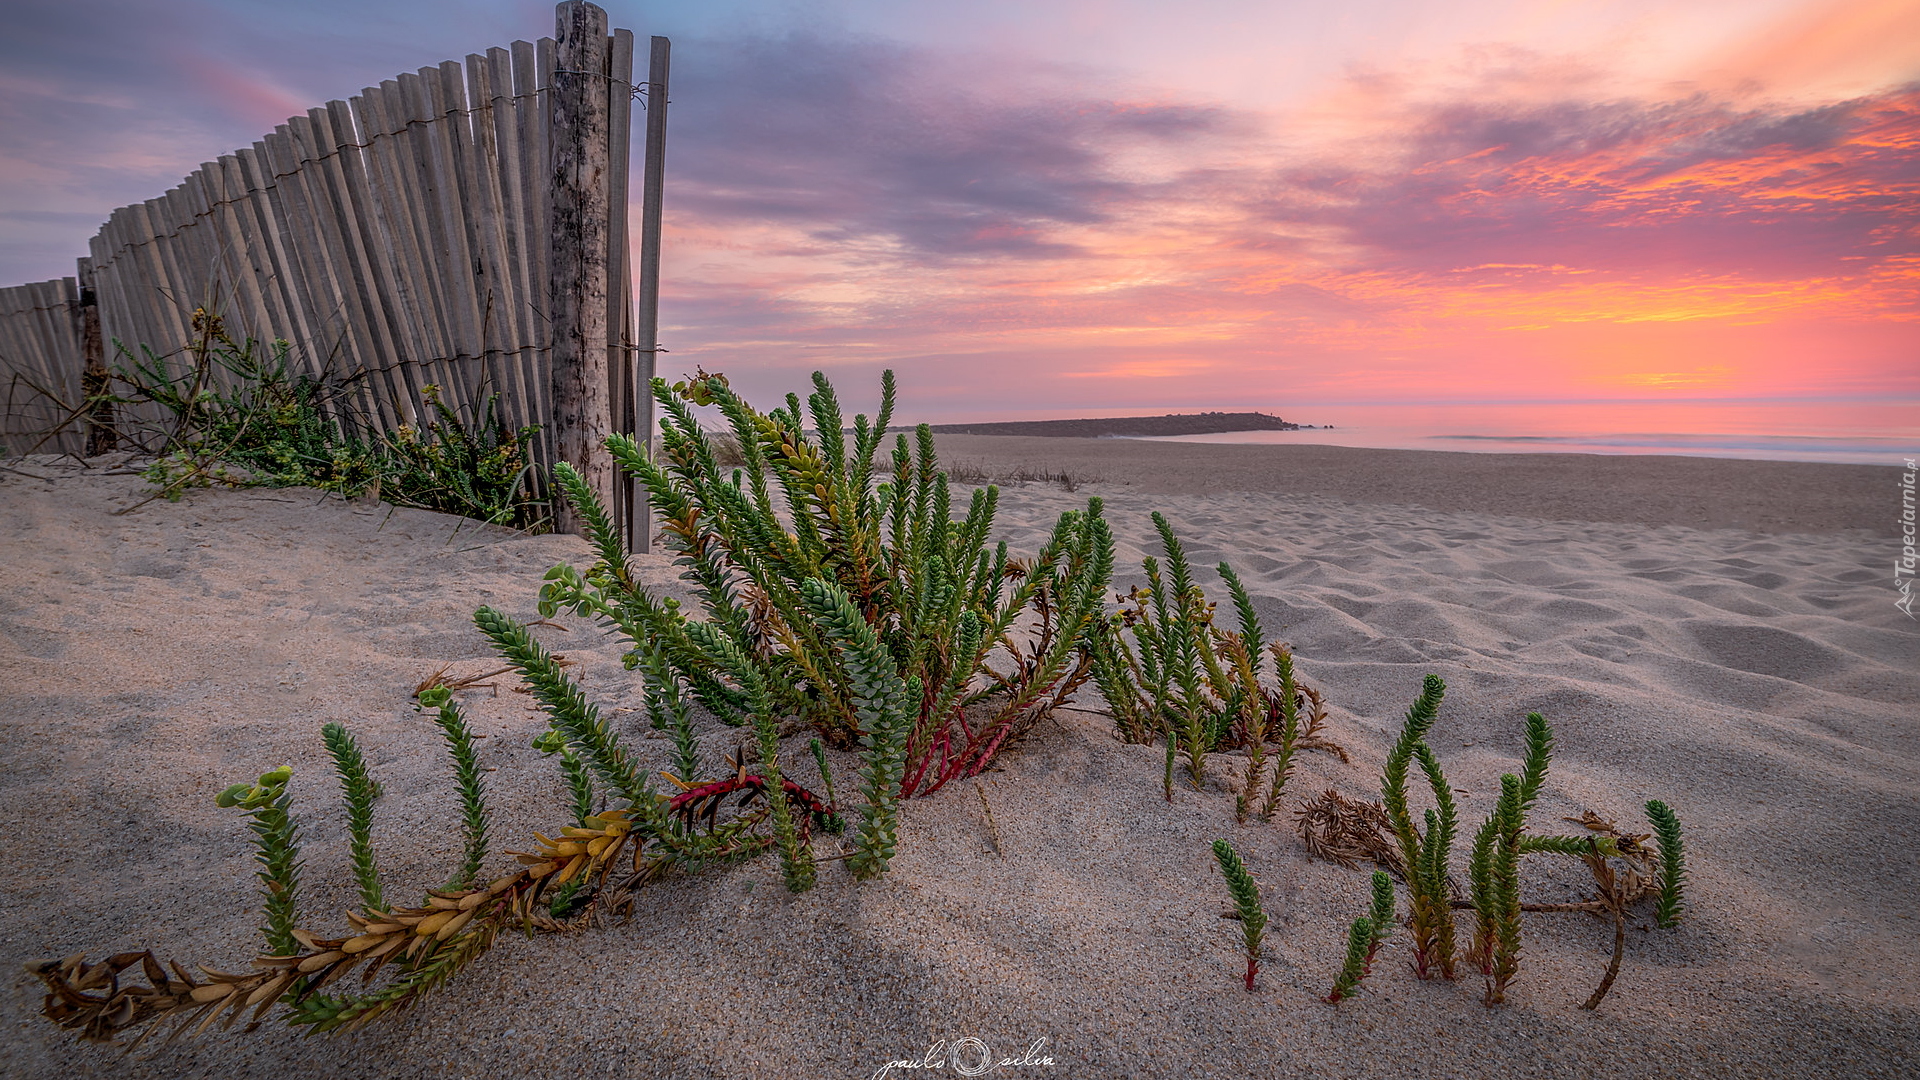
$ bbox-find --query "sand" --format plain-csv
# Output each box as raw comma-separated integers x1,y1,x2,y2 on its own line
2,441,1915,1080
931,434,1893,533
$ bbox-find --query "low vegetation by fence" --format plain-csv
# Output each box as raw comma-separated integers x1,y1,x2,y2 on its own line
0,2,657,539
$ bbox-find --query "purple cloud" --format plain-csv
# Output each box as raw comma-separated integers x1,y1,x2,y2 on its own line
666,33,1230,260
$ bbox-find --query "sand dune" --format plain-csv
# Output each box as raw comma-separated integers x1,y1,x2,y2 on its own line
1,445,1914,1079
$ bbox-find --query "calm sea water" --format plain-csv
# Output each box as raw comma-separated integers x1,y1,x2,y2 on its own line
1139,400,1918,466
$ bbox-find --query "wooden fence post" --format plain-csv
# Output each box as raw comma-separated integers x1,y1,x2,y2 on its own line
548,0,612,534
76,257,115,456
630,35,670,555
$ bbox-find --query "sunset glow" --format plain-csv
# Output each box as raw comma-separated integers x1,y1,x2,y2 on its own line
1,0,1914,422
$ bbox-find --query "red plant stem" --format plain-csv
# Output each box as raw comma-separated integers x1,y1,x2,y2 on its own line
1245,956,1258,992
899,725,951,797
666,775,833,822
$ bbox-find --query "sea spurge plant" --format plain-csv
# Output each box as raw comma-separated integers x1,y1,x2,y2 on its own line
1326,871,1397,1004
1225,569,1270,823
1350,687,1689,1009
1367,870,1396,963
215,765,303,957
509,807,637,889
1326,917,1375,1003
1467,712,1551,1005
322,724,384,912
1259,644,1302,821
535,371,1114,809
1469,774,1525,1004
1212,840,1269,991
1088,513,1343,803
1150,515,1214,789
638,639,701,784
810,737,846,835
1646,800,1687,928
533,729,599,827
418,687,490,891
1379,674,1455,979
480,602,834,892
474,606,657,815
687,616,817,893
29,682,847,1048
803,577,914,880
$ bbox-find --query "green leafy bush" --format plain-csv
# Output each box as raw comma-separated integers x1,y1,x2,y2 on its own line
1366,676,1686,1007
537,369,1115,806
1085,512,1344,804
109,308,544,528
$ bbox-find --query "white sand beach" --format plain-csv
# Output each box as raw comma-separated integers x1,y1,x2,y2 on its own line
2,441,1914,1079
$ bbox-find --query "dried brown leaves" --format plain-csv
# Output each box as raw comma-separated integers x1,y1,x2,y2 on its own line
1294,788,1404,877
1293,684,1350,763
27,810,643,1046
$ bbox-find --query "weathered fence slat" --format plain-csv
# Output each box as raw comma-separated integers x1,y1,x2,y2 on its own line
415,65,479,413
604,28,637,544
483,45,537,444
441,58,499,420
347,85,420,424
461,53,513,435
316,99,402,428
0,276,85,454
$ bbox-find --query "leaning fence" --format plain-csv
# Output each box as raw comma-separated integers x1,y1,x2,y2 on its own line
0,2,653,539
0,278,84,454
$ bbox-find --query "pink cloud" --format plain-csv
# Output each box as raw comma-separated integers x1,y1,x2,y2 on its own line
652,43,1918,412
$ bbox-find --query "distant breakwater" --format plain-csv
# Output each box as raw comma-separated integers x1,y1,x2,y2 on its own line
928,412,1316,438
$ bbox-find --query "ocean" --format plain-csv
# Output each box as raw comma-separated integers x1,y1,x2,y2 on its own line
1137,399,1917,466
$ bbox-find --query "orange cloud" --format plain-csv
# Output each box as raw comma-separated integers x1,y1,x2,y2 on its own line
1704,0,1920,99
656,42,1919,410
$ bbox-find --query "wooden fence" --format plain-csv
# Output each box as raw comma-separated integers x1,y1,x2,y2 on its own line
0,2,656,538
0,278,85,455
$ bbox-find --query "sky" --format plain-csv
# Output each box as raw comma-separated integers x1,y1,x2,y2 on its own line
1,0,1916,421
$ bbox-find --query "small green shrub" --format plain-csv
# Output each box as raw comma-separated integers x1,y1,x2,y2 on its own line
321,724,384,912
1326,916,1375,1003
212,765,302,958
1212,839,1269,991
1379,674,1457,980
1085,512,1344,803
1326,866,1398,1004
28,648,838,1044
379,385,544,529
537,369,1115,804
108,309,544,528
1362,676,1687,1008
418,687,491,891
1646,799,1687,928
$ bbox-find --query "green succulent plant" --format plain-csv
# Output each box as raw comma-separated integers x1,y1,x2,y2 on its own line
105,308,544,527
214,765,302,958
1326,916,1375,1004
1086,513,1343,805
533,369,1115,845
1212,839,1269,991
321,724,384,912
417,687,490,891
1361,678,1689,1008
1646,799,1687,928
1379,674,1456,980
